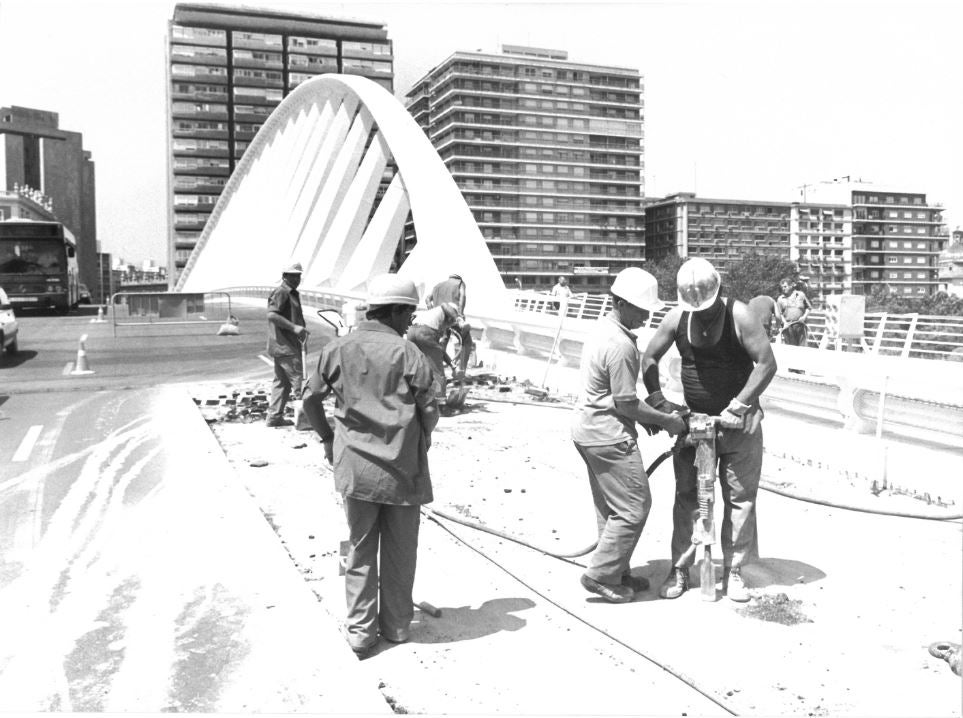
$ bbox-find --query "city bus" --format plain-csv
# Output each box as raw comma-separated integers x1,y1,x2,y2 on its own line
0,219,80,312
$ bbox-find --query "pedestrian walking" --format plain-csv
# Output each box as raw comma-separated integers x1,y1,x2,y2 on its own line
775,277,812,346
642,258,777,602
427,273,473,378
265,261,308,427
572,267,686,603
303,274,439,657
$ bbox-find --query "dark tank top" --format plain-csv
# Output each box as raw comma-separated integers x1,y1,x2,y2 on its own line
674,298,754,415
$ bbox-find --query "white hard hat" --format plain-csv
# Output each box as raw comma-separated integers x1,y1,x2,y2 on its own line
677,257,720,312
282,261,303,274
365,273,419,307
610,267,664,312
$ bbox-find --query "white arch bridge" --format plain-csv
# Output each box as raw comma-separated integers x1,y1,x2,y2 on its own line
176,75,963,452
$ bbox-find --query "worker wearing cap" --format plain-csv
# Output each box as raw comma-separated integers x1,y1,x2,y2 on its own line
572,267,687,604
426,273,473,378
642,257,777,602
266,261,308,427
302,274,439,658
407,301,461,399
775,277,812,346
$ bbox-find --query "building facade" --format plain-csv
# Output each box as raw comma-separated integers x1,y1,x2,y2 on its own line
405,46,644,293
166,3,394,284
0,106,98,297
938,228,963,297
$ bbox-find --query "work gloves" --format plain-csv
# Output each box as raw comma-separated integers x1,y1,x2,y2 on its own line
642,390,689,436
719,398,763,434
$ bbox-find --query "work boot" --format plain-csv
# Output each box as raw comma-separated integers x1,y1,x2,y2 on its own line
580,574,634,603
266,416,293,427
724,567,750,603
658,567,689,599
621,573,650,593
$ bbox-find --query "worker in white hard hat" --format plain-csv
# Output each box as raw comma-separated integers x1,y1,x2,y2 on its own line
266,261,309,427
303,273,439,658
641,257,777,602
571,266,687,604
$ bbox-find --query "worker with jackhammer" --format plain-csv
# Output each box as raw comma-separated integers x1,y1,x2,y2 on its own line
426,272,473,379
572,267,687,603
642,258,777,602
302,274,439,657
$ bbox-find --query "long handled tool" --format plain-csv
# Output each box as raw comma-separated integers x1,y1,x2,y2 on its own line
683,413,720,601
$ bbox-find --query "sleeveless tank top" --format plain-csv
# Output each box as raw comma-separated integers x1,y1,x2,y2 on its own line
674,298,753,415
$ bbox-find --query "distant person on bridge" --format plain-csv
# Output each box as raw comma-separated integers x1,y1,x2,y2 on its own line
426,273,473,378
775,277,812,346
407,301,461,399
550,275,573,313
303,274,439,658
642,258,777,602
265,261,308,428
571,267,686,604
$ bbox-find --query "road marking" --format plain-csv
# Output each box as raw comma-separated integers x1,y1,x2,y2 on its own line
63,362,74,375
12,425,43,462
258,354,273,367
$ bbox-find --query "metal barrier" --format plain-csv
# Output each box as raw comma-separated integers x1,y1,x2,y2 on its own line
513,291,963,360
110,291,233,336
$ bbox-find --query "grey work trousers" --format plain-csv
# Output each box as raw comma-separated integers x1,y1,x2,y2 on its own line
670,425,763,569
267,354,302,421
342,497,421,651
574,439,652,585
407,324,448,399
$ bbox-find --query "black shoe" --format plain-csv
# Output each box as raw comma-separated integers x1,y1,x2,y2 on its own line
580,574,634,603
266,417,293,427
658,567,689,599
382,633,409,644
621,573,650,593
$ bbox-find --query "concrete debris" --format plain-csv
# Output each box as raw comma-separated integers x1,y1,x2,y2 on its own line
249,459,268,468
928,642,962,676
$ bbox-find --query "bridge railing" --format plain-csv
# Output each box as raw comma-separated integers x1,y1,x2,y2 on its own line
513,291,963,361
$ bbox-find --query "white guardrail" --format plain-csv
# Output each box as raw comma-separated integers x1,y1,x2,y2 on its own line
221,286,963,449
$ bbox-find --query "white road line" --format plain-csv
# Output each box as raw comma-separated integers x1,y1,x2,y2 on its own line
258,354,273,367
63,362,74,375
12,425,43,463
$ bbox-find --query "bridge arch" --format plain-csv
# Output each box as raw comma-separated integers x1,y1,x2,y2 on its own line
176,74,508,312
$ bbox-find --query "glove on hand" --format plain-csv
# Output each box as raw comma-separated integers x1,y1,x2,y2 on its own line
644,390,689,416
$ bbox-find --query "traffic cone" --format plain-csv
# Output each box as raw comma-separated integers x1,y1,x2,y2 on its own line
91,306,106,323
70,334,95,375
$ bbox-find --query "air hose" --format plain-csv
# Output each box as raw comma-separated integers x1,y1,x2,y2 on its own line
758,482,963,522
424,449,675,563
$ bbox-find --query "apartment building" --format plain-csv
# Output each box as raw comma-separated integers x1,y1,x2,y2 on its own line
805,181,947,298
166,3,393,284
938,228,963,297
405,45,644,293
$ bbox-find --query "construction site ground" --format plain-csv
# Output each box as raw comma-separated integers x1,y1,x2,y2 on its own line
193,376,962,717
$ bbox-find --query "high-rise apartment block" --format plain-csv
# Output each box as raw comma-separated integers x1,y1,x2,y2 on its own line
405,46,644,293
166,3,394,284
0,106,98,296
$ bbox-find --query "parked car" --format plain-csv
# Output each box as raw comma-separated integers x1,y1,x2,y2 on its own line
78,283,92,304
0,286,19,354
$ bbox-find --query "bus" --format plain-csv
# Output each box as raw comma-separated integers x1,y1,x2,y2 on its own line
0,219,80,312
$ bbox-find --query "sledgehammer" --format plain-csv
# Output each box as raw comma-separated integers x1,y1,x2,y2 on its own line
415,600,442,618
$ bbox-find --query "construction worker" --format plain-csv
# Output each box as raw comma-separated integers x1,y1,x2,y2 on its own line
427,273,473,378
572,267,687,603
642,258,777,602
265,261,308,427
302,274,439,658
775,277,812,346
550,275,573,314
407,301,461,400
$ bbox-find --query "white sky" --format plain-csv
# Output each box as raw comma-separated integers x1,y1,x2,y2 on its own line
1,0,960,264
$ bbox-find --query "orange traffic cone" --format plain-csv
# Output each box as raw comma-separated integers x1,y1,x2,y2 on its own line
70,334,95,375
91,305,106,323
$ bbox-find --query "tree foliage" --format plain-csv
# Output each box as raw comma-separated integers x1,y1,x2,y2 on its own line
722,252,800,303
865,285,963,316
646,254,685,301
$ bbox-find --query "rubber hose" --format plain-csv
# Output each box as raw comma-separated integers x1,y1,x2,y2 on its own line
760,481,963,522
425,449,674,561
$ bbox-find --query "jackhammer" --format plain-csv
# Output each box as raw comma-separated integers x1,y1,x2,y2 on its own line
679,413,722,601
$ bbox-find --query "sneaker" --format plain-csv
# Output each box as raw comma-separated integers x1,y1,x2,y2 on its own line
621,573,650,593
724,567,750,603
266,417,293,427
580,574,634,603
658,567,689,599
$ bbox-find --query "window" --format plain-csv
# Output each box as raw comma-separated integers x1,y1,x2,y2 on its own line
887,257,897,264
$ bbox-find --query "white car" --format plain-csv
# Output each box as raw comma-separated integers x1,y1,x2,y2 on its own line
0,286,19,354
